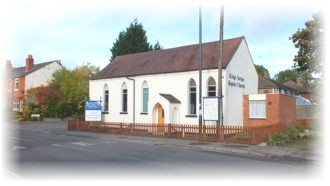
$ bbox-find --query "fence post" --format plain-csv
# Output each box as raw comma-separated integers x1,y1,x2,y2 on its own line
216,124,219,141
168,124,172,137
120,123,123,134
203,124,206,140
130,123,133,135
181,125,185,138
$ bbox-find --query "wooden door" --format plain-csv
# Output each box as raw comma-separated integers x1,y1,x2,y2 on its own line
158,105,164,133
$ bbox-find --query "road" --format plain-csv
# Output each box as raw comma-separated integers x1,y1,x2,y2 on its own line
4,121,317,180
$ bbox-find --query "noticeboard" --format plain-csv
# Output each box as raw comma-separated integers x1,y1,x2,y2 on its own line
203,97,219,121
85,101,102,121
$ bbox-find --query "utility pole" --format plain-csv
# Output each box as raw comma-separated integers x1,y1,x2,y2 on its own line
218,5,224,127
198,5,203,134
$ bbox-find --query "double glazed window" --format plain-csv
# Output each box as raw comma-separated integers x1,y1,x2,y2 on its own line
104,84,109,112
207,77,216,96
15,79,19,91
249,100,266,119
188,79,197,115
142,81,149,113
122,83,127,112
8,80,12,91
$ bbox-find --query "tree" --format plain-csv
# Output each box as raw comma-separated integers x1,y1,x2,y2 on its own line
290,12,324,77
24,63,100,119
153,40,163,50
110,19,163,60
273,69,298,85
254,64,270,78
273,69,313,88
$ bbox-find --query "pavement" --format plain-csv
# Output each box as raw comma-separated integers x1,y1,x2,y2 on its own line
11,120,322,164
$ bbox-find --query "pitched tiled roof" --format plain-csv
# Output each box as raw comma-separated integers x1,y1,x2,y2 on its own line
284,81,311,93
159,93,181,104
258,75,293,91
6,61,60,79
92,37,244,80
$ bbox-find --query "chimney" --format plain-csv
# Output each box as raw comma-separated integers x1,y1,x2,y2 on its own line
26,54,34,71
5,60,13,73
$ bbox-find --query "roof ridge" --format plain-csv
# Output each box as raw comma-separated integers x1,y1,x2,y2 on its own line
93,36,245,80
114,36,245,61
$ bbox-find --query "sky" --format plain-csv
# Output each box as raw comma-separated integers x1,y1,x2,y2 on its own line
0,0,324,77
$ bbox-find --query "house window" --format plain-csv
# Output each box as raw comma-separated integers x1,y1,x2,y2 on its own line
188,79,196,115
263,90,269,94
8,80,12,91
122,82,127,112
13,99,19,111
15,79,19,91
207,77,216,96
249,100,266,119
142,81,149,113
104,84,109,112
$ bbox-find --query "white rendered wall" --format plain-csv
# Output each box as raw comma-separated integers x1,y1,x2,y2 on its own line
89,39,258,125
25,62,62,92
223,39,258,125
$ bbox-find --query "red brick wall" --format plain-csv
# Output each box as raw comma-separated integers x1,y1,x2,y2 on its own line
243,94,296,127
3,77,25,111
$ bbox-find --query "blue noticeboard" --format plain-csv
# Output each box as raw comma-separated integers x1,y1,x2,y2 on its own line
85,101,102,121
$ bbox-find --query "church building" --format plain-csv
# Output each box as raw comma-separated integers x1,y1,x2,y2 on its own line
89,36,258,126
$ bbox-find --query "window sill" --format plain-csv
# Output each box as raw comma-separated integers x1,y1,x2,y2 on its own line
140,112,148,115
249,118,266,120
102,112,109,114
120,112,128,115
185,114,197,118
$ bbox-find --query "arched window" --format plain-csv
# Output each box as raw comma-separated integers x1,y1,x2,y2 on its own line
207,77,216,96
142,81,149,113
188,79,196,115
104,84,109,112
121,82,127,112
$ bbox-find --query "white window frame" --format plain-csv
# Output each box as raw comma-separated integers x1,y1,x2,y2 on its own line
8,79,12,91
142,81,149,113
207,77,216,97
14,78,19,91
121,82,128,112
188,79,197,115
249,100,266,119
103,84,109,112
13,99,19,111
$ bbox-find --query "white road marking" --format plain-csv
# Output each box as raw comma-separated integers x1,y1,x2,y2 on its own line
52,143,93,152
72,142,92,146
4,170,26,180
12,146,27,150
7,137,35,142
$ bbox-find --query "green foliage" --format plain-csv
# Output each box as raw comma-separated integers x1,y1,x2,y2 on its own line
273,69,313,89
254,64,270,78
290,12,324,77
110,19,163,60
267,124,308,146
273,69,298,84
22,63,99,119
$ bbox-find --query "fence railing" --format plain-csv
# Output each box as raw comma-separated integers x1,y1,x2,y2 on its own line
68,119,286,145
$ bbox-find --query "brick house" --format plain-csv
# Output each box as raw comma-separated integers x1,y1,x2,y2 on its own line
258,75,295,95
3,55,62,112
284,81,312,100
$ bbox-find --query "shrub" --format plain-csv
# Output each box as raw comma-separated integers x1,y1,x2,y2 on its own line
267,124,308,146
